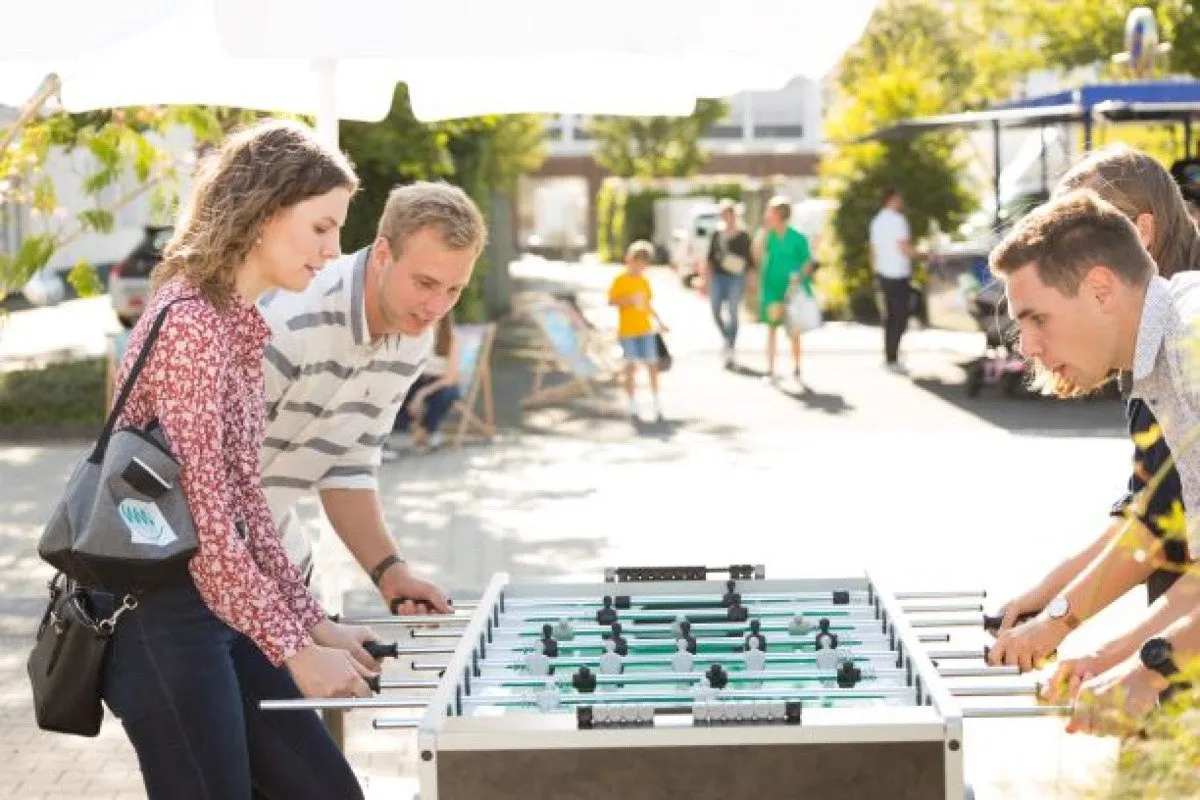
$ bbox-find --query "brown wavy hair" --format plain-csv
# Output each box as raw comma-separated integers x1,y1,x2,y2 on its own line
1056,143,1200,278
151,119,358,308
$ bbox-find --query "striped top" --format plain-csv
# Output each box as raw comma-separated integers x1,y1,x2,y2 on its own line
258,247,431,567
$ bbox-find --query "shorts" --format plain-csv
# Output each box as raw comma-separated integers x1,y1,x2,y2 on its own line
619,333,658,364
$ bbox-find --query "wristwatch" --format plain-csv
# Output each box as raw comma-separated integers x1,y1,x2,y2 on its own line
1140,637,1180,679
1045,596,1081,631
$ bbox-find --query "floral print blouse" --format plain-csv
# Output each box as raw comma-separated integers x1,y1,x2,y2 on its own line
114,277,325,666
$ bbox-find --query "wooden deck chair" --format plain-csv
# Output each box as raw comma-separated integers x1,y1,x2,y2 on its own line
521,299,600,408
449,322,497,449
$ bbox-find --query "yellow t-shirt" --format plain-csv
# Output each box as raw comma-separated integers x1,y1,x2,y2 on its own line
608,272,654,338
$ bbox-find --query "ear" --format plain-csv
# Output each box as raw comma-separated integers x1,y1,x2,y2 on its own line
1134,213,1156,251
1082,264,1120,309
371,237,393,272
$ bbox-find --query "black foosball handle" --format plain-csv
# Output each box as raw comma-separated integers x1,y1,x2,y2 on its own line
389,596,453,615
982,610,1039,634
363,640,399,660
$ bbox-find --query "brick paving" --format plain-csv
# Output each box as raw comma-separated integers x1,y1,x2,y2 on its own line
0,260,1133,798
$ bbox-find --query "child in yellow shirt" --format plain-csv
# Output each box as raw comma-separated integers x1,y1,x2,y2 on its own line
608,240,669,420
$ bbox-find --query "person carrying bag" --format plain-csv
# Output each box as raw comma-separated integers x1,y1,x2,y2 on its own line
28,297,196,737
26,120,377,800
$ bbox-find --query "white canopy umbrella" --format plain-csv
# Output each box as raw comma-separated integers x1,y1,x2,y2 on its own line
216,0,880,126
2,0,878,143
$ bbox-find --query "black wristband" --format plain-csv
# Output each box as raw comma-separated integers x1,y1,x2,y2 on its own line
369,554,405,587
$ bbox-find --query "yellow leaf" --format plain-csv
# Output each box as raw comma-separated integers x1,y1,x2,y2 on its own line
1153,501,1188,543
1132,423,1162,450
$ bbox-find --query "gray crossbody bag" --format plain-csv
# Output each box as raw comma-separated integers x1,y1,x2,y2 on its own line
38,297,199,594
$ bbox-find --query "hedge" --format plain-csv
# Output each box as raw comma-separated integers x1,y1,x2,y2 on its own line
0,357,106,427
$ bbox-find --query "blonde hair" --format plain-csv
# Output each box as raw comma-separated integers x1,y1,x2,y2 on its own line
1056,143,1200,278
767,194,792,221
377,181,487,259
151,119,358,308
625,240,655,263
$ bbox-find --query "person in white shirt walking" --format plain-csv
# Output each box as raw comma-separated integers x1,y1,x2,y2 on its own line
869,188,914,371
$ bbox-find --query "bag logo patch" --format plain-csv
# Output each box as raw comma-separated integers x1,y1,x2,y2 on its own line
117,499,178,547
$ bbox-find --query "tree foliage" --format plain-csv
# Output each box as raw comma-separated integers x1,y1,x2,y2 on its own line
1,100,277,301
339,85,546,321
822,0,1017,317
587,99,729,178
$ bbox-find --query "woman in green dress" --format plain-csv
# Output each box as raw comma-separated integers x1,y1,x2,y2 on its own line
753,195,813,382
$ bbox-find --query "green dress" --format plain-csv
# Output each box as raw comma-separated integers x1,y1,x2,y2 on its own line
759,227,812,324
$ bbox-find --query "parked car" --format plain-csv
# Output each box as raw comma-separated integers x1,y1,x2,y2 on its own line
110,225,172,327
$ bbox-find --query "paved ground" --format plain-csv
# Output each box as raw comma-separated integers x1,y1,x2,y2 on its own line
0,259,1140,798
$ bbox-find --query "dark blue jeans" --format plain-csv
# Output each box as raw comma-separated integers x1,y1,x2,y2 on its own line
395,374,461,435
709,271,745,347
101,579,363,800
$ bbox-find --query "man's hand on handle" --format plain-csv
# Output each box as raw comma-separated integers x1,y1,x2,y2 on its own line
379,560,453,615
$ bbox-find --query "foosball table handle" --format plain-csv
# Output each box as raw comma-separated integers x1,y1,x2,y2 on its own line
982,610,1039,634
389,596,453,615
363,640,400,660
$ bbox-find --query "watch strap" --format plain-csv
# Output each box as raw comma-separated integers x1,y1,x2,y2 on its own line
369,554,406,586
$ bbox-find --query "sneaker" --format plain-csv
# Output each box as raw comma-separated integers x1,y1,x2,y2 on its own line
427,432,444,450
885,362,908,375
723,343,734,368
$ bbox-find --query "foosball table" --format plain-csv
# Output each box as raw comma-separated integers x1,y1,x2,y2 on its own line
262,565,1066,800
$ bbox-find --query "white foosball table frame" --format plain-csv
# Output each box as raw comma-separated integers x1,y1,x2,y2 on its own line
403,569,1025,800
262,565,1063,800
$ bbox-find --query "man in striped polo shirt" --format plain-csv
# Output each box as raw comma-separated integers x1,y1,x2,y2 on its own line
258,182,486,614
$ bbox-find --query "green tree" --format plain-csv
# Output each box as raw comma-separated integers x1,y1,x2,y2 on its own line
338,86,452,251
0,84,241,302
339,85,545,321
822,0,1005,319
587,99,729,178
1004,0,1200,78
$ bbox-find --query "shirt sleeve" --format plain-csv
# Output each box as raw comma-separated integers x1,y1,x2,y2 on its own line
143,310,314,666
241,482,328,629
608,277,623,303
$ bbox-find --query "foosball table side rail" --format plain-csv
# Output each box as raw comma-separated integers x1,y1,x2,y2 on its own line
869,572,966,800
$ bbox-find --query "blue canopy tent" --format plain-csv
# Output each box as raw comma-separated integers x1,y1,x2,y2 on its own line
857,79,1200,333
861,79,1200,227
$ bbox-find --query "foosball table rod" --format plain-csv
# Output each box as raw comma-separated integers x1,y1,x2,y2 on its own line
260,696,432,712
962,705,1071,718
373,717,422,730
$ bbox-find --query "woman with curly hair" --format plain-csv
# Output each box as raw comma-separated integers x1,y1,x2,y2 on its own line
104,119,372,799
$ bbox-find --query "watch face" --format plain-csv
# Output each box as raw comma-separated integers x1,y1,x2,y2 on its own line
1046,597,1069,619
1142,638,1171,668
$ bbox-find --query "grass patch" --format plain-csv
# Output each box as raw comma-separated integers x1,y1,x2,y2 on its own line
0,357,106,427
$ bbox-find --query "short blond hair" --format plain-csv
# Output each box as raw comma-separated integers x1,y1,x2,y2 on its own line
767,194,792,221
378,181,487,259
626,240,655,263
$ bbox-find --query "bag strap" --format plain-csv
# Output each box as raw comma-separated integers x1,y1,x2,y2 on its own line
90,297,194,464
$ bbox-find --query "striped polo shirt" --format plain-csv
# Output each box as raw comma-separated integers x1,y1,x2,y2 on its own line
258,246,431,569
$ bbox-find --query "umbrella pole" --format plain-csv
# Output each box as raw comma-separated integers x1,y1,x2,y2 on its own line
313,58,339,148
